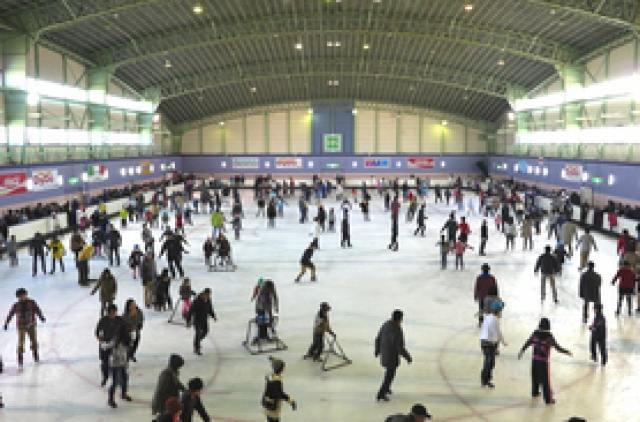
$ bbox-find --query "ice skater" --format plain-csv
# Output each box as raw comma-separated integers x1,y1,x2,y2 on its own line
375,310,412,402
107,324,133,408
91,268,118,316
304,302,335,362
589,303,607,366
479,300,506,388
186,288,217,355
454,236,473,270
3,288,45,367
388,213,399,251
518,318,572,405
341,214,352,248
535,246,560,303
579,262,601,323
479,219,488,256
474,264,498,327
295,243,317,283
436,235,449,269
413,204,427,237
611,261,635,316
261,357,296,422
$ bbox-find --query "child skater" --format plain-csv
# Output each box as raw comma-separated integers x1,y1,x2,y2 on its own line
128,245,143,279
589,303,607,366
518,318,572,405
328,208,336,233
437,235,450,270
454,235,474,270
495,214,502,232
180,278,196,320
203,237,215,267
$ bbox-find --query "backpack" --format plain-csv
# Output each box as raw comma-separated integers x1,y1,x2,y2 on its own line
261,377,277,411
627,236,637,253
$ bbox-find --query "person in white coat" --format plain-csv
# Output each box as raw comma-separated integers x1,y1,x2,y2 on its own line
479,300,507,388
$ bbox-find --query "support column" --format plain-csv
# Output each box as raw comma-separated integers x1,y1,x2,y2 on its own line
139,113,153,156
87,68,111,158
557,64,584,131
3,35,31,163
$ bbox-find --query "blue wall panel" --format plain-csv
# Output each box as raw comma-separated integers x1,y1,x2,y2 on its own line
311,101,355,155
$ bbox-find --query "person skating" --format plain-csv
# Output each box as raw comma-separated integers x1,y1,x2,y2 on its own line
47,235,65,274
159,233,188,279
155,269,173,311
458,216,471,243
560,219,578,259
203,237,214,267
388,213,399,251
444,187,451,205
180,278,196,319
521,216,533,250
107,323,133,408
120,206,128,229
304,302,335,362
7,234,18,267
3,288,45,366
253,280,279,343
262,357,296,422
479,219,488,256
70,229,85,263
504,217,517,251
267,199,277,228
122,299,144,362
475,264,498,327
186,288,217,355
375,309,412,402
214,233,235,268
341,214,352,248
141,223,154,256
91,268,118,316
535,246,560,303
385,404,433,422
151,354,185,417
454,236,473,270
295,243,317,282
211,208,225,238
141,251,157,309
95,304,124,386
436,235,450,269
554,242,569,275
413,204,427,237
328,208,336,232
611,261,635,316
181,377,211,422
576,228,598,271
128,245,143,279
107,225,122,267
518,318,572,405
441,213,458,247
479,300,506,388
30,232,48,276
579,262,601,323
589,303,607,366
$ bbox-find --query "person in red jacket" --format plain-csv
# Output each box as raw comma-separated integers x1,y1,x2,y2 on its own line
611,261,635,316
474,263,498,327
616,230,634,264
459,216,471,243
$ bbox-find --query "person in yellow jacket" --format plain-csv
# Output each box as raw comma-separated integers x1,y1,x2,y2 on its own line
48,236,65,274
78,244,94,286
120,207,128,229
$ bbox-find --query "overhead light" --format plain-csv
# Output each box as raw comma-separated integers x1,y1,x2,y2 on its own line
335,41,341,47
165,59,172,68
363,43,370,50
219,121,225,126
352,109,358,115
373,0,381,3
507,111,515,121
295,43,303,50
153,114,161,123
28,92,40,105
497,59,505,66
327,41,333,47
441,120,448,126
464,4,474,12
193,3,203,14
328,80,339,86
251,87,257,93
550,8,557,14
308,108,313,114
601,113,622,119
555,119,565,123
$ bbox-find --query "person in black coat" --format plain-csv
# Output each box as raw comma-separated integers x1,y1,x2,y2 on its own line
589,303,607,366
341,214,352,248
375,309,412,402
159,234,188,279
262,357,296,421
95,304,124,386
186,288,217,355
579,261,601,323
30,232,48,276
107,225,121,266
295,243,317,282
479,219,489,256
413,204,427,236
181,377,211,422
534,246,560,303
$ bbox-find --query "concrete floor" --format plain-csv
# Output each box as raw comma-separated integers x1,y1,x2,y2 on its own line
0,191,635,422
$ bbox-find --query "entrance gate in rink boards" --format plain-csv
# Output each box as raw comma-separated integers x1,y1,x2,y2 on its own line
320,334,352,371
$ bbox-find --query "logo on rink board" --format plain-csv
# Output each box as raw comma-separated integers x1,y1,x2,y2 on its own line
275,158,303,169
232,157,260,169
364,158,390,168
407,157,435,169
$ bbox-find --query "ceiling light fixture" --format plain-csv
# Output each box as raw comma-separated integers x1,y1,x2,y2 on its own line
219,121,225,126
327,41,333,47
363,43,370,50
251,87,257,93
442,120,448,126
335,41,341,47
464,4,473,12
295,42,303,50
165,59,172,68
308,108,313,114
193,3,203,14
352,109,358,115
497,59,505,66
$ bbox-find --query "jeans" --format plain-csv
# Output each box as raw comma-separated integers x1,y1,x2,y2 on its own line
590,335,607,365
129,330,141,359
541,274,557,301
32,253,46,275
17,326,38,355
109,366,128,397
455,254,464,269
479,238,487,255
212,226,223,238
168,258,184,278
51,257,64,273
99,347,112,381
377,366,397,399
109,247,120,266
523,236,533,250
480,341,497,385
194,323,209,351
441,252,447,269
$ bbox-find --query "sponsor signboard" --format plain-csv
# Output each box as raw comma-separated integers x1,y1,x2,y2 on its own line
323,134,342,152
87,164,108,182
364,158,390,168
407,157,435,169
0,172,27,197
275,157,303,169
232,157,260,169
140,161,152,175
563,164,583,182
31,169,58,191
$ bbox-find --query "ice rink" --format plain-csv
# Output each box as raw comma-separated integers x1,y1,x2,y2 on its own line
0,191,636,422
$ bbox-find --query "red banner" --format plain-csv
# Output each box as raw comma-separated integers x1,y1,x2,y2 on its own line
0,172,28,197
407,157,435,169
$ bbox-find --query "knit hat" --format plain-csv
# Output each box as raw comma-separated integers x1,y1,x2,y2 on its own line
188,377,204,392
165,397,183,415
168,354,184,371
269,356,285,374
539,317,551,331
320,302,331,311
410,404,432,419
481,263,490,272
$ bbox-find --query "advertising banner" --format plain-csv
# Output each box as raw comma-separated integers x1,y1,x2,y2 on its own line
364,158,390,168
87,164,108,182
232,157,260,169
407,157,435,169
31,169,58,191
0,172,28,197
140,161,152,176
563,164,583,182
275,157,303,169
323,134,342,152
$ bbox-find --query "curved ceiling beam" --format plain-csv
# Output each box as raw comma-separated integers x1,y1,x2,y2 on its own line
149,58,526,101
90,14,579,68
5,0,637,35
176,100,496,134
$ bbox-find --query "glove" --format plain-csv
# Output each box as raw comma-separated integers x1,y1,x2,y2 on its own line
406,356,412,364
3,324,7,331
517,351,524,360
374,352,379,358
291,400,297,411
40,316,46,323
331,332,337,339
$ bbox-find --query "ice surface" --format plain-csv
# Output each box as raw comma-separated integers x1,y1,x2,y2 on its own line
0,192,635,422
